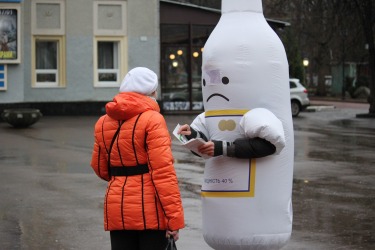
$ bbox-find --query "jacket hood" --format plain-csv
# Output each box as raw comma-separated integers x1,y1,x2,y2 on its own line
105,92,160,121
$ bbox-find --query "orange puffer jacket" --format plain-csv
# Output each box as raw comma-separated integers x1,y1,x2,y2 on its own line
91,92,184,231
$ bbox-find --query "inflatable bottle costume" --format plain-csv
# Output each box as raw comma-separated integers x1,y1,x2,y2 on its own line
189,0,294,249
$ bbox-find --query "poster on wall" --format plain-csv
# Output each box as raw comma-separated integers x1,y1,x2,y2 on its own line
0,5,20,63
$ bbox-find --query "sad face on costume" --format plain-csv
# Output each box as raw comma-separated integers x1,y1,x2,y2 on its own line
201,59,266,112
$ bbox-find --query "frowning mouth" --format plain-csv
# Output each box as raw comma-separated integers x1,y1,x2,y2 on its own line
206,93,230,102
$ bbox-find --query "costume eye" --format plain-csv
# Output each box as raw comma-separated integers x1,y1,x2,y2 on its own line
203,79,206,86
222,77,229,85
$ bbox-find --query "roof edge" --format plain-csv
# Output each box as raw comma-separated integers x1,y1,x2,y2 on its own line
160,0,290,27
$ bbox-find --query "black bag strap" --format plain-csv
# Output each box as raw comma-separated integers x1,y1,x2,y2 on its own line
131,113,143,165
107,113,144,178
107,120,124,177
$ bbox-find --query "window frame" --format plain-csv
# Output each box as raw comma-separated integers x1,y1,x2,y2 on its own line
31,36,66,88
93,36,126,88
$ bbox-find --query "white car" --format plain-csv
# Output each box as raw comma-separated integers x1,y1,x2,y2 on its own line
289,78,310,117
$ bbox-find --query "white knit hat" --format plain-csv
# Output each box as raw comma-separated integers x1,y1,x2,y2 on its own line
119,67,158,95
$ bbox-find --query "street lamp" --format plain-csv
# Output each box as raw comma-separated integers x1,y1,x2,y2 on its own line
303,58,309,67
303,58,309,86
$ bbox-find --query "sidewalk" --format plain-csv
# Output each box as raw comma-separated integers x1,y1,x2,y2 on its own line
307,96,370,111
309,95,368,103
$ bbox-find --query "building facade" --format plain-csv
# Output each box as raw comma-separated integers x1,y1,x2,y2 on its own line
0,0,288,115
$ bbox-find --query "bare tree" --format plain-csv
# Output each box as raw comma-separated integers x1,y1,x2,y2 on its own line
172,0,375,114
351,0,375,114
265,0,374,109
265,0,339,95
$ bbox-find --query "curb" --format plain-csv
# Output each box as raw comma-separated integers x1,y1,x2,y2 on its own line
306,105,335,112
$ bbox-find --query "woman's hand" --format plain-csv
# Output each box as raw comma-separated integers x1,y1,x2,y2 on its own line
177,125,214,157
198,141,215,157
166,230,180,241
177,124,191,136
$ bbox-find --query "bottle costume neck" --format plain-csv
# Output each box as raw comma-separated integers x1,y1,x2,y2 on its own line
222,0,263,13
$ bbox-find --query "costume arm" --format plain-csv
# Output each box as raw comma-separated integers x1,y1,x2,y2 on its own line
240,108,286,154
212,138,276,158
185,127,208,141
203,108,283,159
188,112,209,141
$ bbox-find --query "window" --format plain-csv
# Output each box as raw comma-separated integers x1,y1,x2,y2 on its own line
36,40,57,84
94,37,125,87
32,36,65,87
98,41,118,82
290,81,297,89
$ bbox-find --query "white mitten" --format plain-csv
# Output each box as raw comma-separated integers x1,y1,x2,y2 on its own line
240,108,286,154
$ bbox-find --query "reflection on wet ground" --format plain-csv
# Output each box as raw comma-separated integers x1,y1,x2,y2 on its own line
291,109,375,249
293,181,374,249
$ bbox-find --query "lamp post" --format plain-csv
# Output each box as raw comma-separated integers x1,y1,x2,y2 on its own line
303,58,309,86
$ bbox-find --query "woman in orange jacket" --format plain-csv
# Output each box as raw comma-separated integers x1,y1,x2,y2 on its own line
91,67,184,250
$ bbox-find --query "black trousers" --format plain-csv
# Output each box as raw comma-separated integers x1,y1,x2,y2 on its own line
110,230,168,250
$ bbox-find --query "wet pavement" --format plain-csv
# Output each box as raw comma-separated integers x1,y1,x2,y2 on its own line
0,101,374,250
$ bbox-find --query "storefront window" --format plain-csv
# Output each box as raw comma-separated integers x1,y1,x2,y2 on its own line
161,24,214,111
161,24,189,44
